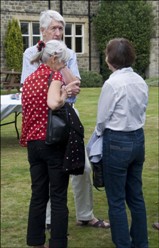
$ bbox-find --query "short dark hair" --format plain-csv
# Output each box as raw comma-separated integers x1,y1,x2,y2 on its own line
105,38,136,69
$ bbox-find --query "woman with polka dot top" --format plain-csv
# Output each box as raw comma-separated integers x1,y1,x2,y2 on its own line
20,40,80,248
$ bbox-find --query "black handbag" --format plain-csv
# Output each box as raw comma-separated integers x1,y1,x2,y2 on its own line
92,160,104,190
45,72,69,145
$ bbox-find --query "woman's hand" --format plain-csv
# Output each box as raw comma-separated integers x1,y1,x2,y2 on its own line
65,80,80,97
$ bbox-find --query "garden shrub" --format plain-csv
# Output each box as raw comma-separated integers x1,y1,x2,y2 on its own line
80,70,103,87
4,18,23,71
93,0,155,79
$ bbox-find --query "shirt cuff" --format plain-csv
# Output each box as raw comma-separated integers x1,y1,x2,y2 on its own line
95,126,102,137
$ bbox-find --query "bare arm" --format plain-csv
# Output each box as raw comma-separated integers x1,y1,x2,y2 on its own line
47,80,80,110
60,66,80,85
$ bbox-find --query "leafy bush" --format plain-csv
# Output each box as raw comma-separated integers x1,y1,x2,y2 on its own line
146,77,159,87
80,70,103,87
93,0,155,79
4,19,23,71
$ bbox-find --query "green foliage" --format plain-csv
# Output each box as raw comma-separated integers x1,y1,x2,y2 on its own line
4,19,23,71
146,77,159,87
93,0,155,79
80,70,103,87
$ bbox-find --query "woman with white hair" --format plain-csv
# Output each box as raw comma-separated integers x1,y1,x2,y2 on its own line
20,40,80,248
21,9,110,234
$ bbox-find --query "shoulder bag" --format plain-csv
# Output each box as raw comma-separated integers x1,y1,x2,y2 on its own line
45,72,69,145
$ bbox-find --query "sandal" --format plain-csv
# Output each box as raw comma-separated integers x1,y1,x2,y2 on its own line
77,219,110,229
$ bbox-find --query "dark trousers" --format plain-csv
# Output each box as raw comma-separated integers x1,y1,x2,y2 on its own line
26,140,69,248
103,128,148,248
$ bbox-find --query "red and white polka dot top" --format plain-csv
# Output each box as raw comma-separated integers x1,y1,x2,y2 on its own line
20,64,64,147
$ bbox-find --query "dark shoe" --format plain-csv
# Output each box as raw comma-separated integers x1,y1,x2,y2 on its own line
152,222,159,230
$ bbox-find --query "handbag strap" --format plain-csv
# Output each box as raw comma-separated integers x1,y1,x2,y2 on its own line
48,71,54,87
93,170,105,192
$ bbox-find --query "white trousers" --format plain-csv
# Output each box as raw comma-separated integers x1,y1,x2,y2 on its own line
46,149,94,224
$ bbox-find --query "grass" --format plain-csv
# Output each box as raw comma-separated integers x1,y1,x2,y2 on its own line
1,86,159,248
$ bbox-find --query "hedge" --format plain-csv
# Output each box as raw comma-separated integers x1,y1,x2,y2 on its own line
93,0,155,79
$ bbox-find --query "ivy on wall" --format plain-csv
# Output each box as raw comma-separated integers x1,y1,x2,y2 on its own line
93,0,155,79
4,19,23,71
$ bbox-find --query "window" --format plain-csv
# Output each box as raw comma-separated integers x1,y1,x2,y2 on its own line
20,22,41,51
64,23,84,53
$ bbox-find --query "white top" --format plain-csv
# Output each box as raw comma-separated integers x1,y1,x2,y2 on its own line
95,67,148,136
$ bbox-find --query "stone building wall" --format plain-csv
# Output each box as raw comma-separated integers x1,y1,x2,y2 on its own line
147,0,159,78
1,0,100,73
1,0,158,78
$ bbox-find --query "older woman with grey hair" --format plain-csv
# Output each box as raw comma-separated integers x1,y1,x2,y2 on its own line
21,9,110,235
20,40,80,248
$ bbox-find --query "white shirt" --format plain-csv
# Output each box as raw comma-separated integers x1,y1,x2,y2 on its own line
96,67,148,136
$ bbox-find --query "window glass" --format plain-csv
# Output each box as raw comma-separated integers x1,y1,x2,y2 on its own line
75,37,82,53
64,23,83,53
65,24,72,35
33,37,40,45
32,23,39,34
76,25,82,35
20,21,40,50
22,36,29,51
65,37,72,49
21,22,28,35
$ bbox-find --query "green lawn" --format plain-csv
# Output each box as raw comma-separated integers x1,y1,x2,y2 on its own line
1,87,158,248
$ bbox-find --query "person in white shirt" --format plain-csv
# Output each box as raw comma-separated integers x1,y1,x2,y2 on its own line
21,10,110,231
95,38,149,248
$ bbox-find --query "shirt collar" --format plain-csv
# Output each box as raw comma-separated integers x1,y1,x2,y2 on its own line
110,67,133,78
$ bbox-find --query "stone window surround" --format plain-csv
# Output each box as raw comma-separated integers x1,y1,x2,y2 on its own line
13,15,89,57
64,23,84,54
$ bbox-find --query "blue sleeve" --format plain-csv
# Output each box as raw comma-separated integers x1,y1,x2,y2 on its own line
67,49,81,79
66,49,80,104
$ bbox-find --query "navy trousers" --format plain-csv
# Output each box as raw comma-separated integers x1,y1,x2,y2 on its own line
103,128,149,248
